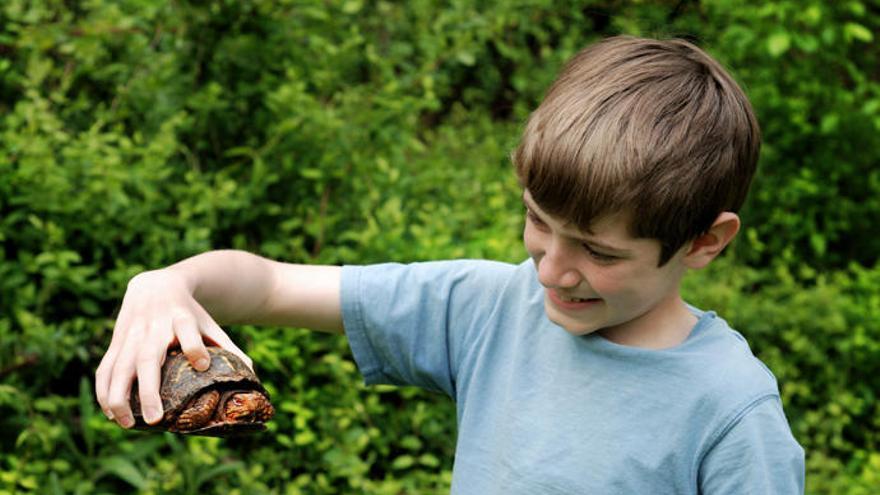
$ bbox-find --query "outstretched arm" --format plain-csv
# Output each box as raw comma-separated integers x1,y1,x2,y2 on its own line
94,250,342,429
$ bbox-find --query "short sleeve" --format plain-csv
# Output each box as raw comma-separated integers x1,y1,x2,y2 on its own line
340,260,515,397
698,396,805,494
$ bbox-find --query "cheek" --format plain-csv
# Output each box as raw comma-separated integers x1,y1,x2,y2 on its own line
591,265,672,309
588,263,658,301
587,269,627,295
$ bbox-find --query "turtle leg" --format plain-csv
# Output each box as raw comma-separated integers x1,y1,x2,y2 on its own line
175,389,220,432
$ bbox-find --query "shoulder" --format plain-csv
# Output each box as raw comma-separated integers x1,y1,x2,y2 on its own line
683,310,794,439
340,259,536,327
688,309,779,394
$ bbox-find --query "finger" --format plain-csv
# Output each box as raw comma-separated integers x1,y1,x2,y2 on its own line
106,323,144,428
135,321,172,425
95,353,118,420
95,355,115,420
200,316,253,372
95,307,135,419
173,313,211,371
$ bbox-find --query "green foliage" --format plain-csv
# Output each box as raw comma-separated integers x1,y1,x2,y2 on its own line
0,0,877,493
701,1,880,269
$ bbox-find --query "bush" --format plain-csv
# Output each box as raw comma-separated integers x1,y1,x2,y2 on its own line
1,0,877,493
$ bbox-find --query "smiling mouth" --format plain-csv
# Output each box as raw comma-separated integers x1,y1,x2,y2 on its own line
547,289,602,308
563,296,596,303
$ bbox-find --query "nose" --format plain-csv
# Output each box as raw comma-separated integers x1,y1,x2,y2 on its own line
535,239,582,289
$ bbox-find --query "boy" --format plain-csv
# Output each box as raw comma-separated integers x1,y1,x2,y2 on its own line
96,36,805,492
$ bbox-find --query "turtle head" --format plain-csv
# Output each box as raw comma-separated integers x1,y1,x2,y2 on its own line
223,391,275,423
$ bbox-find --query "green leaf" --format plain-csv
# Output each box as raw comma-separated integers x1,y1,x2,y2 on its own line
100,457,148,489
802,5,821,25
194,461,245,489
400,435,422,450
391,455,415,470
33,397,58,413
79,376,95,456
820,114,839,134
456,51,476,66
810,233,827,256
767,32,791,57
419,453,441,467
844,22,873,43
342,0,363,14
300,168,323,179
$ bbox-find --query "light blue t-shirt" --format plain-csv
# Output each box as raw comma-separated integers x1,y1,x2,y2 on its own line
340,259,805,494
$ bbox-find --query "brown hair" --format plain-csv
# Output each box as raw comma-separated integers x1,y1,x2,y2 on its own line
513,36,760,266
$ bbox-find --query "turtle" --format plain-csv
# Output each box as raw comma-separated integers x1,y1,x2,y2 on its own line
130,347,275,436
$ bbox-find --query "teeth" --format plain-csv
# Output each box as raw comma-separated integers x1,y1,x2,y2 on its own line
552,290,596,303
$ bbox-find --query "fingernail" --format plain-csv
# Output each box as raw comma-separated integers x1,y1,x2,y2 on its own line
104,409,114,420
120,415,134,428
195,358,210,371
144,407,162,424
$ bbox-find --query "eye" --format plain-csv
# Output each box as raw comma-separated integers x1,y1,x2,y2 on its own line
525,208,547,228
583,244,617,262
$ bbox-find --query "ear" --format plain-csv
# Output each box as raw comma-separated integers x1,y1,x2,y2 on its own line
682,212,740,269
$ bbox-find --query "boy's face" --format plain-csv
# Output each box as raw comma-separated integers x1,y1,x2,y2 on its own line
522,190,694,347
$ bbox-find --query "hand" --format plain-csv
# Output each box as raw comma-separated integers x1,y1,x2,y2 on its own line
95,268,253,429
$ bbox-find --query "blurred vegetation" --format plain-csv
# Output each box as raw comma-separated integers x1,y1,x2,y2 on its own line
0,0,877,493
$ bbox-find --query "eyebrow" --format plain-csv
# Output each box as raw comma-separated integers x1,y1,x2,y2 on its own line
522,194,631,255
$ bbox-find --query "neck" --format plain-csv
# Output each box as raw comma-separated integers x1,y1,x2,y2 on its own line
598,295,697,350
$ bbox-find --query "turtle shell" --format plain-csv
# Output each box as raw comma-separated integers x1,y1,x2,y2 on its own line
130,347,272,436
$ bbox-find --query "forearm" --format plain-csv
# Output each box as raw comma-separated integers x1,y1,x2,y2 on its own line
165,250,344,333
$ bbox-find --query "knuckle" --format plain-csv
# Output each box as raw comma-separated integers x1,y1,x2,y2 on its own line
135,353,158,368
95,383,108,398
108,396,130,412
127,269,155,287
147,319,168,335
171,311,197,327
96,356,115,374
178,331,206,349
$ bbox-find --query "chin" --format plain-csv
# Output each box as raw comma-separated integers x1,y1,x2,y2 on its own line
544,303,603,336
559,324,602,337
